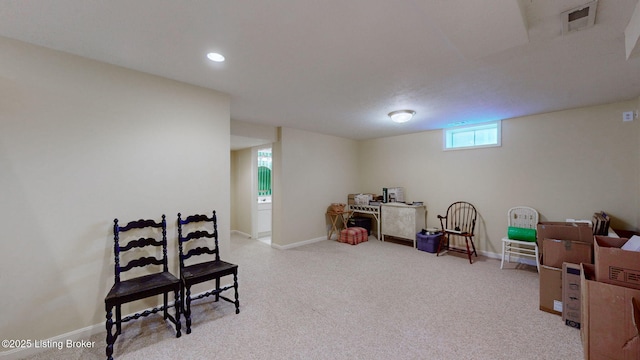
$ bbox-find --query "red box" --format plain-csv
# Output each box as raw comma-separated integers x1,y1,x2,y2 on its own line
339,227,368,245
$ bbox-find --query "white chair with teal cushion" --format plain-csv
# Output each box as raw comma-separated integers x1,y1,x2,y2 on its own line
501,206,539,271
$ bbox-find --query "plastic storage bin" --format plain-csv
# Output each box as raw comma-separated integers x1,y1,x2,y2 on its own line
416,232,442,253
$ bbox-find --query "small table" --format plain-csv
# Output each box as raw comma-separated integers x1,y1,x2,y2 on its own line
326,210,352,240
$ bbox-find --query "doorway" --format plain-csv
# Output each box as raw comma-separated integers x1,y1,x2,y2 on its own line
253,146,272,244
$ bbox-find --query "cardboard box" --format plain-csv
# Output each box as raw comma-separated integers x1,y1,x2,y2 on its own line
540,265,563,316
594,235,640,290
562,263,582,329
542,238,592,268
581,264,640,360
537,222,593,245
347,193,376,205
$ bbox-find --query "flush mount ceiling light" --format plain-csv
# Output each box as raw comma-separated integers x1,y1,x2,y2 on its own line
206,52,225,62
388,110,416,123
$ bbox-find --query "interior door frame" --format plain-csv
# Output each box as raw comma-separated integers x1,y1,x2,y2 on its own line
251,145,273,240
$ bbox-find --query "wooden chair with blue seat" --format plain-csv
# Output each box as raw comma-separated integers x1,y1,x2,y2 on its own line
500,206,540,272
104,215,181,360
177,211,240,334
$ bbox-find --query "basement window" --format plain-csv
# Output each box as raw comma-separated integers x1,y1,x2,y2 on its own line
443,121,501,150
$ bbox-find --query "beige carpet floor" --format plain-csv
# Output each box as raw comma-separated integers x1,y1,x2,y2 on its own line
21,233,583,360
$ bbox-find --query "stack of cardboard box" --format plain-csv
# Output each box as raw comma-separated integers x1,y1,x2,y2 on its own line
538,222,593,320
537,221,640,359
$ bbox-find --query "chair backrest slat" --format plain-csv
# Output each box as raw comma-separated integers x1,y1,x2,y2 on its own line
440,201,478,235
184,246,217,259
182,230,216,242
508,206,538,229
119,237,163,252
120,256,165,273
113,215,168,283
183,214,211,223
177,211,219,272
118,218,164,232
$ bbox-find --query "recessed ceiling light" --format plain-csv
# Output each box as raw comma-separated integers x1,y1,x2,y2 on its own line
207,52,225,62
388,110,416,123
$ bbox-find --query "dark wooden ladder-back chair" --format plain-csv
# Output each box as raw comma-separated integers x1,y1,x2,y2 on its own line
178,211,240,334
104,215,181,360
437,201,479,264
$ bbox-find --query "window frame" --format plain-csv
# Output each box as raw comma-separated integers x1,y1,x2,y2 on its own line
442,120,502,151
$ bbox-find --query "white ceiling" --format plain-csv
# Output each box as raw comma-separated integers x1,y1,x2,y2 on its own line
1,0,639,143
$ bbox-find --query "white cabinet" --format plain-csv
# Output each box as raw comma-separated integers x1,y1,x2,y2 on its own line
380,203,426,247
257,201,272,236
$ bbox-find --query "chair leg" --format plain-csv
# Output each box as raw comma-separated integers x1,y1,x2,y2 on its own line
163,292,169,320
180,283,186,326
436,234,447,257
501,240,506,269
115,305,122,335
105,304,115,360
464,238,473,264
215,278,220,302
233,271,240,314
469,236,478,257
174,289,182,338
185,285,192,334
535,244,541,273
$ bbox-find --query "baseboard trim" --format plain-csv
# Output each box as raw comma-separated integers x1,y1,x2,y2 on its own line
231,230,252,238
231,231,338,250
479,249,538,267
271,236,327,250
0,286,232,360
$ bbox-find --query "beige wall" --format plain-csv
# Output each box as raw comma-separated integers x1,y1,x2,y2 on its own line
0,37,231,343
359,100,640,255
231,120,278,142
230,147,253,235
272,127,359,247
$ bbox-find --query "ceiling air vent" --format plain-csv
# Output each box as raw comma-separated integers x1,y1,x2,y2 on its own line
561,1,598,35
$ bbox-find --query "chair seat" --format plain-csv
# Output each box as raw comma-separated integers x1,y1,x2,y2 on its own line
502,237,537,246
182,260,238,285
105,271,180,306
444,230,473,237
501,236,540,272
